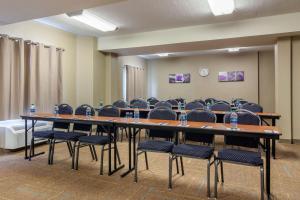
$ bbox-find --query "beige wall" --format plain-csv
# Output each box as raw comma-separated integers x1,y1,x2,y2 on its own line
147,52,271,103
292,37,300,140
259,51,275,112
0,21,77,107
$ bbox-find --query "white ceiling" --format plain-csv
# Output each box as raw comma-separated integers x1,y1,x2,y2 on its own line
35,0,300,37
0,0,124,25
139,45,274,60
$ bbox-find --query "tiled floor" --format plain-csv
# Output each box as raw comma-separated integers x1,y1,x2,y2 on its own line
0,138,299,200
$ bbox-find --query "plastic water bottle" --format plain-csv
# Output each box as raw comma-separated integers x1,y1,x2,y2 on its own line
86,107,92,118
53,104,59,116
178,102,182,111
147,101,151,109
206,102,211,111
180,111,187,126
134,108,140,122
29,104,36,115
230,111,238,129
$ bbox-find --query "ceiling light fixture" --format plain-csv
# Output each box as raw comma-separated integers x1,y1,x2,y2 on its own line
157,53,170,57
227,47,240,52
207,0,235,16
67,10,117,32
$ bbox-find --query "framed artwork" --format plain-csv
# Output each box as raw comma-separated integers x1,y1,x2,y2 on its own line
169,73,191,83
218,71,244,82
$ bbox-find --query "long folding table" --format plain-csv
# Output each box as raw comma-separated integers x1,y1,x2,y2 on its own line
119,108,281,159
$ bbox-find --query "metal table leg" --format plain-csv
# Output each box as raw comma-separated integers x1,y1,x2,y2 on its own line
272,119,276,159
266,138,271,199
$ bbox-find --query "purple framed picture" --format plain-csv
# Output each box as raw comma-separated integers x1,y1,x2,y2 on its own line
169,73,191,83
218,71,244,82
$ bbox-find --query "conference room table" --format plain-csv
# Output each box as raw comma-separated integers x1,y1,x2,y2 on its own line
21,112,280,199
119,108,281,158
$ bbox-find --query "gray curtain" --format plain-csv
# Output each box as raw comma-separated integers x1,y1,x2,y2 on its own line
0,35,63,120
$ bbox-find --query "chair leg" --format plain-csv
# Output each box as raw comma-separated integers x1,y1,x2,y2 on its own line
175,157,179,174
120,128,124,142
48,139,52,165
100,145,105,175
88,145,95,160
66,141,73,157
92,145,98,161
115,144,121,165
29,137,34,161
134,150,139,183
260,165,264,200
75,141,80,170
50,139,56,165
71,141,77,169
214,159,218,198
144,152,149,170
169,154,173,189
180,156,184,176
220,161,224,183
207,158,211,198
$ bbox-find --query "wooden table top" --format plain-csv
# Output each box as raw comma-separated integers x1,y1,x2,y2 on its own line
21,113,281,139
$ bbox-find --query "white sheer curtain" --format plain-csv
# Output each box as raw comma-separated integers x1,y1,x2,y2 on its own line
0,35,63,120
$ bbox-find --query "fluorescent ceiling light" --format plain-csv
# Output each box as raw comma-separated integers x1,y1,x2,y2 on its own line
227,47,240,52
208,0,235,16
157,53,170,57
67,10,117,32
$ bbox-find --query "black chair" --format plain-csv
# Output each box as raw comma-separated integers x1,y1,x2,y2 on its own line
147,97,159,106
166,99,179,107
113,100,128,108
185,101,204,110
205,98,217,105
214,110,264,199
171,110,217,197
241,102,263,113
50,104,96,168
175,98,185,104
215,100,230,105
194,99,206,106
154,101,172,109
135,107,178,186
75,105,121,175
232,98,248,107
131,99,148,109
130,98,144,105
211,102,231,112
29,104,73,164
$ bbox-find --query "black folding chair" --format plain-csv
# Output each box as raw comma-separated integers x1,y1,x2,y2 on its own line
185,101,204,110
154,101,172,109
211,102,231,112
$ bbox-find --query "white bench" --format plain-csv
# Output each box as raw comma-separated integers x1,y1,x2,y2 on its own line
0,119,52,150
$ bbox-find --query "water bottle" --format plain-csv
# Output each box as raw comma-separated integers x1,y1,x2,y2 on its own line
86,107,92,118
147,101,151,109
53,104,59,116
182,101,186,110
180,111,187,126
230,110,238,129
134,108,140,122
29,104,36,115
206,102,211,111
178,102,182,111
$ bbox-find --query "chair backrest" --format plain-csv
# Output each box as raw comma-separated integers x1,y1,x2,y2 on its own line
185,101,204,110
211,102,231,111
147,97,159,106
166,99,178,106
223,110,261,148
53,104,73,130
241,102,263,113
97,105,119,133
131,99,148,109
194,99,206,106
130,98,143,105
113,100,128,108
216,100,230,105
184,110,216,144
154,101,172,109
148,107,177,139
205,98,217,105
73,104,95,132
175,98,185,104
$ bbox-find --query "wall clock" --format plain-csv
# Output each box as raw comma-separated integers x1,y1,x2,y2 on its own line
199,68,209,77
